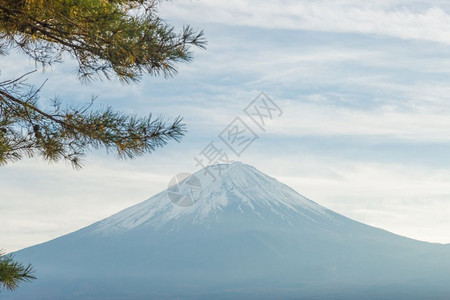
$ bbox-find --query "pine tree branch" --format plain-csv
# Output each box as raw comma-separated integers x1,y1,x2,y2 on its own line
0,90,76,129
0,1,206,81
0,72,186,168
0,1,199,167
0,250,36,292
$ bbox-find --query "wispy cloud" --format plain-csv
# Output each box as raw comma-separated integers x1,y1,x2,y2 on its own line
266,100,450,141
163,0,450,45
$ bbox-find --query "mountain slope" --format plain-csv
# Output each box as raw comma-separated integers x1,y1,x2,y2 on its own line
5,162,450,299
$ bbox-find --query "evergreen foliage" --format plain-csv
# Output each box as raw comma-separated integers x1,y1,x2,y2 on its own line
0,250,35,291
0,0,205,167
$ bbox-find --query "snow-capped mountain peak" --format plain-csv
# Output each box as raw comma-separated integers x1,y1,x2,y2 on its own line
89,162,336,234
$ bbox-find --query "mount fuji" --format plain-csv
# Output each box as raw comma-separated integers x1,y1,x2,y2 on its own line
5,162,450,299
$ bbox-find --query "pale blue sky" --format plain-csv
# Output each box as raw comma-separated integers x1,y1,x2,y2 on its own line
2,0,450,251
